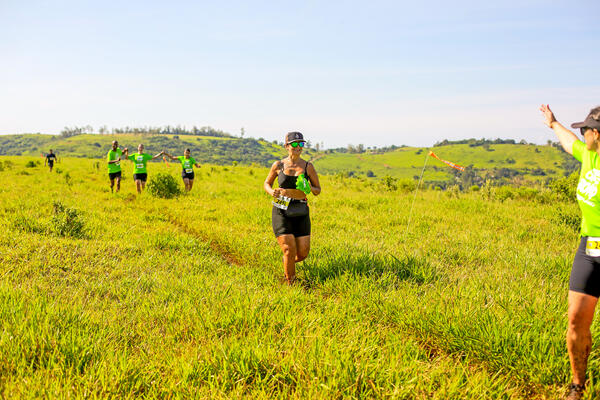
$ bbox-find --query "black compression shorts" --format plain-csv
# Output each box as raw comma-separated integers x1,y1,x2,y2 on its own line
133,173,147,182
181,171,195,180
109,171,122,180
272,206,311,238
570,237,600,298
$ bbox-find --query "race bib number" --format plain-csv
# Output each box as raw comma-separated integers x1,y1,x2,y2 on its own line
185,168,193,174
272,195,291,210
136,163,144,169
586,237,600,257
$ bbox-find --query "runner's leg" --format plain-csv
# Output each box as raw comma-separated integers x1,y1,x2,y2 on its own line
183,178,190,191
188,179,194,191
110,178,115,193
277,234,297,283
135,179,142,194
295,235,310,262
115,176,121,192
567,290,598,385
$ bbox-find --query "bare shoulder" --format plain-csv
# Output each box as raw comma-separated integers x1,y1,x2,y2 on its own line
306,160,317,174
270,160,283,172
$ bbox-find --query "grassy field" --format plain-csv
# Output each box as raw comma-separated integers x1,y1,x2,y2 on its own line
0,155,593,399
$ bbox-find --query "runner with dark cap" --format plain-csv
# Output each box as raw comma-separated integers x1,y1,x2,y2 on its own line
44,149,57,172
264,132,321,284
540,104,600,400
107,141,125,193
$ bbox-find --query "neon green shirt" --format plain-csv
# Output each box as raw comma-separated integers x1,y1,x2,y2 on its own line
177,156,197,173
107,149,123,173
573,140,600,236
128,153,153,174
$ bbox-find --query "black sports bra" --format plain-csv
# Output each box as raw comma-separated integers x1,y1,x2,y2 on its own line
277,160,310,189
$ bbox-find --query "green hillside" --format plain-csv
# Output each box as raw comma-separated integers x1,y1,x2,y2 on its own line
312,143,571,184
0,134,287,167
0,134,573,185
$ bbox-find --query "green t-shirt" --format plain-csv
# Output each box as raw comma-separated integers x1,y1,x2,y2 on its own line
107,149,123,173
128,153,153,174
177,156,197,173
573,140,600,236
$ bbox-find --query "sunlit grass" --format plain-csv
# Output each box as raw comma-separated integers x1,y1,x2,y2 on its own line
0,155,589,399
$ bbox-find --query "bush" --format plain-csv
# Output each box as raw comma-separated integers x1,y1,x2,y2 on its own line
381,176,397,191
51,201,85,238
550,172,579,202
495,186,514,202
397,179,416,193
470,185,480,192
146,173,182,199
25,160,39,168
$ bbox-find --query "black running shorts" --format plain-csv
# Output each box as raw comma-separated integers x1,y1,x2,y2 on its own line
133,173,148,182
570,237,600,298
109,171,122,180
272,206,311,238
181,171,195,180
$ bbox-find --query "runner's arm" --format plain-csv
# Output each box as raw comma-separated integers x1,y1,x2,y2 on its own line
151,151,164,160
306,163,321,196
540,104,578,155
264,161,281,197
163,152,175,160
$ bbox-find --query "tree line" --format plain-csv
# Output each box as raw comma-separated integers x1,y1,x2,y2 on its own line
60,125,231,138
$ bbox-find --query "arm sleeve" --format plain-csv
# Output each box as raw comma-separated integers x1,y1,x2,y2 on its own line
128,154,135,161
177,156,183,162
145,154,153,161
572,140,585,163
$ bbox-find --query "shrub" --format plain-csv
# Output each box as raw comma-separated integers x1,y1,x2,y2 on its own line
380,175,397,191
495,186,514,202
51,201,86,238
397,179,416,193
146,173,182,199
25,160,39,168
550,172,578,202
470,185,480,192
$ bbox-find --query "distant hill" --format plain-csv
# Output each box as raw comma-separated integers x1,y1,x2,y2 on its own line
0,133,574,185
0,133,288,167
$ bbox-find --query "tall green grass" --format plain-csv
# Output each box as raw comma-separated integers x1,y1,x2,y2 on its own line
0,155,591,399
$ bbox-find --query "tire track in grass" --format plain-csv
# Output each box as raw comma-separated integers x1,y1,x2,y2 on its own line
164,211,244,267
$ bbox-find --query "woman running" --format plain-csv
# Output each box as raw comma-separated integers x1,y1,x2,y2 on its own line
540,104,600,400
124,144,163,194
264,132,321,284
164,148,201,191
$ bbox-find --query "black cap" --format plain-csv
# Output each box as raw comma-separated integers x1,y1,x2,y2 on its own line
571,106,600,130
285,131,306,144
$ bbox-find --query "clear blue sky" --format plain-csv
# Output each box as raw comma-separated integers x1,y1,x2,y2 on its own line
1,0,598,147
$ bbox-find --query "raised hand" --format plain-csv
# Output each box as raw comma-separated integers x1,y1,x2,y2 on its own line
540,104,557,128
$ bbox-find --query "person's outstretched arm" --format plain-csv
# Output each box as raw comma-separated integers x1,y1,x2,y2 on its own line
540,104,579,155
151,150,164,160
163,152,176,161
